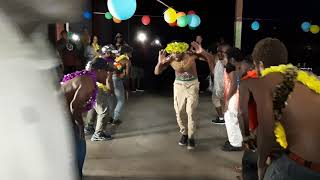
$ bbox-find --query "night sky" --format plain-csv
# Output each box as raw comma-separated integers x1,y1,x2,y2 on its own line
90,0,320,91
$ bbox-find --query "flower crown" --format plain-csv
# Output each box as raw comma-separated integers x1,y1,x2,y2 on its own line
165,42,189,54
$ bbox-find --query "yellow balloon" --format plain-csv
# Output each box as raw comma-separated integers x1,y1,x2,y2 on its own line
310,25,320,34
164,8,177,23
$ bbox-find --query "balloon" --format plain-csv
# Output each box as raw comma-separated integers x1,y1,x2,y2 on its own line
108,0,137,20
169,22,177,27
113,17,122,23
251,21,260,31
301,22,311,32
104,12,113,20
177,16,189,27
83,11,92,20
188,14,201,28
164,8,177,23
188,10,196,15
177,12,186,19
310,25,320,34
142,15,151,25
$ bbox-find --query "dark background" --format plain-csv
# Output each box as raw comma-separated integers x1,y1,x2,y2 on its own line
84,0,319,92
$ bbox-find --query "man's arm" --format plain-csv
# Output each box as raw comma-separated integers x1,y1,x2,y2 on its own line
154,50,171,75
239,80,250,137
225,71,238,106
70,85,89,139
190,41,215,63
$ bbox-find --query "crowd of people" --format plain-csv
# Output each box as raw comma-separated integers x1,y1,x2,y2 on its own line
154,38,320,180
55,26,320,179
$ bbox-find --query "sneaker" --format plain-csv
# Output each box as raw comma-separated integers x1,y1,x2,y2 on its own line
178,135,188,146
84,125,94,135
107,118,114,124
91,131,113,141
187,139,195,150
221,141,242,152
112,119,122,125
212,117,225,125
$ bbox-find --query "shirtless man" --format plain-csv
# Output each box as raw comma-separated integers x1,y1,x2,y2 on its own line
154,41,214,150
61,58,112,177
239,38,320,179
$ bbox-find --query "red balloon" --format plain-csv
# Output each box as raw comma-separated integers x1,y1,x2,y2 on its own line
169,22,177,27
141,15,151,25
188,10,196,15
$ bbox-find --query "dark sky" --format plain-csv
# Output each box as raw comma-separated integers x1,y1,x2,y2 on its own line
91,0,320,90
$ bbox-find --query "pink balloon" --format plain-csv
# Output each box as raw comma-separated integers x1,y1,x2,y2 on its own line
188,10,196,15
142,15,151,25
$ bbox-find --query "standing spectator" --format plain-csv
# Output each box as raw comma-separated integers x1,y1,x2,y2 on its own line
57,30,81,74
84,35,101,63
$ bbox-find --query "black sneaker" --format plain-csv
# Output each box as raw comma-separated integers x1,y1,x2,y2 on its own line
107,118,114,124
112,119,122,125
84,125,95,135
178,135,188,146
187,139,195,150
91,131,113,141
212,117,225,125
221,141,242,152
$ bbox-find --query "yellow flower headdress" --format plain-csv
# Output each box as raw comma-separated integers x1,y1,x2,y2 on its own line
165,42,189,54
262,64,320,149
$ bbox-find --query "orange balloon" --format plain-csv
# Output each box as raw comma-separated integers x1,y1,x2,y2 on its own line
113,17,122,23
169,22,177,27
177,12,186,19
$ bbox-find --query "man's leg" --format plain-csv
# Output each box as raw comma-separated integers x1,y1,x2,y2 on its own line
84,109,96,135
112,75,125,125
186,82,199,150
173,83,188,146
223,94,243,151
91,89,112,141
212,90,225,124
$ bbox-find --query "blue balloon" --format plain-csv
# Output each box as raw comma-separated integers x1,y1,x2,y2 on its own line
83,11,92,20
251,21,260,31
188,14,201,28
301,22,311,32
108,0,137,20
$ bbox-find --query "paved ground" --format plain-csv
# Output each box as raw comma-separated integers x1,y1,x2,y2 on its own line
84,93,242,180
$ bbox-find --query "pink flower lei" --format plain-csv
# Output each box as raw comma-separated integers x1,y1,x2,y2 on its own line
61,70,98,111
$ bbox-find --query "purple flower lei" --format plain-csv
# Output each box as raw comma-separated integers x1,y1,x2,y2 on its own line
61,70,98,111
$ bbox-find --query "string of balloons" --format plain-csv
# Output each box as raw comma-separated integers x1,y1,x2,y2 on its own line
83,0,201,30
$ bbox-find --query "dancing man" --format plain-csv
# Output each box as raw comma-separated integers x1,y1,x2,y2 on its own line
239,38,320,180
154,41,214,150
61,58,112,177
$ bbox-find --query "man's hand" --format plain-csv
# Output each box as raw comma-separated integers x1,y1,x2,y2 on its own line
191,41,204,54
158,50,171,64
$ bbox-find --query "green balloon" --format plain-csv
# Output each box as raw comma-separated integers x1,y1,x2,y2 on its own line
177,16,188,27
105,12,113,20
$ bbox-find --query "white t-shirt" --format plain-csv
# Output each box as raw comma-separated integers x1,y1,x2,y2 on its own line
0,9,77,180
213,59,225,97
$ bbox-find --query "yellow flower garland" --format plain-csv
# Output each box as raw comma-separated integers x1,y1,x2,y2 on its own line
262,64,320,149
165,42,189,54
115,55,129,62
97,82,110,93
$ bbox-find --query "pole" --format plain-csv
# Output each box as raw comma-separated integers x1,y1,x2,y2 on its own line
234,0,243,49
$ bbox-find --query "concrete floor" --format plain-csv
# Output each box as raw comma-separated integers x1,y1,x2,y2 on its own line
84,93,242,180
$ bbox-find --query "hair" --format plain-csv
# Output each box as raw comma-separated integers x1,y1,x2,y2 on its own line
90,35,98,45
252,38,288,68
86,58,113,71
243,55,254,65
226,47,244,62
